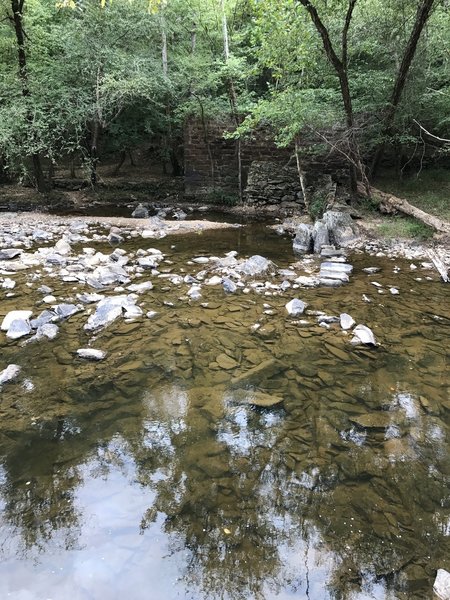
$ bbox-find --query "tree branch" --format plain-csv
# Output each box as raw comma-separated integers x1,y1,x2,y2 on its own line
297,0,343,72
342,0,357,66
413,119,450,144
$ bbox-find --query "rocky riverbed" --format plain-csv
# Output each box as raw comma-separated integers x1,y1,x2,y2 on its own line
0,210,449,600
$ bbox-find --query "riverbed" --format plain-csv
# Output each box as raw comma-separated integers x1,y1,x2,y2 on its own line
0,215,448,600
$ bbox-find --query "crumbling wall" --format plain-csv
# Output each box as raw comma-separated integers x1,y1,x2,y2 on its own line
184,119,347,201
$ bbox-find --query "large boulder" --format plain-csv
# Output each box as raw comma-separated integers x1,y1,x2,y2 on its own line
312,220,330,253
322,210,359,247
293,224,313,254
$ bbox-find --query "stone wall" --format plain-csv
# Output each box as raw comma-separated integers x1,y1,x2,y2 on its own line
184,119,348,201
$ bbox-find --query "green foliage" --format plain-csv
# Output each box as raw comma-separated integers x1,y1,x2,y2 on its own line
377,216,435,240
308,192,328,220
0,0,448,193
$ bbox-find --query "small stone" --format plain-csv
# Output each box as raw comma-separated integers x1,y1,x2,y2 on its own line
77,348,106,361
43,295,57,304
127,281,153,293
36,323,59,340
1,278,16,290
1,310,33,331
351,324,377,346
0,364,21,385
340,313,355,330
389,287,399,295
193,256,209,264
205,276,222,286
222,278,237,293
6,319,32,339
285,299,307,316
434,569,450,600
0,249,22,260
216,353,239,370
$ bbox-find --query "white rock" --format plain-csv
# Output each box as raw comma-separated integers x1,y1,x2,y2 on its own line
43,295,57,304
1,278,16,290
340,313,355,330
193,256,209,264
1,310,33,331
54,238,72,255
127,281,153,293
389,287,399,295
205,276,222,286
6,319,32,339
77,348,106,361
285,299,307,316
0,364,21,385
434,569,450,600
146,310,158,319
351,324,377,346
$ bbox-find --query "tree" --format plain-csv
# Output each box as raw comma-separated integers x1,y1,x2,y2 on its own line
370,0,438,175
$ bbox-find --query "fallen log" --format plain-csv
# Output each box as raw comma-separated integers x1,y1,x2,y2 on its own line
357,183,450,235
427,249,449,283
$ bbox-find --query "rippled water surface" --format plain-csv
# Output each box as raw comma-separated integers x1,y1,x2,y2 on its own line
0,224,449,600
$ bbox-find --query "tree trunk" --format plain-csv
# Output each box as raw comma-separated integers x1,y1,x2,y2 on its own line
295,139,309,212
370,0,436,176
358,183,450,234
298,0,359,192
90,118,100,185
112,150,126,176
220,0,243,200
11,0,48,193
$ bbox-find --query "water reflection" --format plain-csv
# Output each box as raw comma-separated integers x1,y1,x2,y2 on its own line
0,235,449,599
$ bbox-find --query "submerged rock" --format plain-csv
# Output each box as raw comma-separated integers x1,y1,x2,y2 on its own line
244,390,283,408
0,364,21,385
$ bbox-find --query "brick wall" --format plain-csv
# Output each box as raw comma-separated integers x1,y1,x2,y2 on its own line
184,118,347,199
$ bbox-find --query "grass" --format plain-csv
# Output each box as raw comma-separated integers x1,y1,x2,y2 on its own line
377,216,435,240
374,167,450,221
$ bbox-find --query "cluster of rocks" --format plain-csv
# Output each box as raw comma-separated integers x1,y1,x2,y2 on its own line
284,300,376,345
292,210,360,255
131,202,188,221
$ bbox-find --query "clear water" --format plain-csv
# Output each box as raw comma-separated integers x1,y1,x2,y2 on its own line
0,224,448,599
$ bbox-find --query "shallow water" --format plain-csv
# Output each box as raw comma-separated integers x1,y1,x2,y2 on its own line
0,224,449,600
